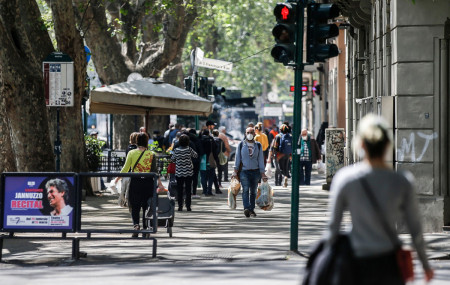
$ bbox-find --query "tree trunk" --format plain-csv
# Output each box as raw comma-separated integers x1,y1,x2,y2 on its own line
48,0,89,172
0,0,54,172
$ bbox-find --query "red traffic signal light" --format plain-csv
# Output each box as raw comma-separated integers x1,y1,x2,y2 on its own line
271,3,298,66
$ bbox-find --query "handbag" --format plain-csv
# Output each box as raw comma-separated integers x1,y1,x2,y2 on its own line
360,178,414,283
303,234,358,285
129,150,154,202
167,162,176,174
208,141,217,168
218,140,228,166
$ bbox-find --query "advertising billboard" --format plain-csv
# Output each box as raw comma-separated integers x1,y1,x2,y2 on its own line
1,173,77,232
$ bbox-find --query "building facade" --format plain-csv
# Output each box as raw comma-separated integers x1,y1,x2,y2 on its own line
329,0,450,231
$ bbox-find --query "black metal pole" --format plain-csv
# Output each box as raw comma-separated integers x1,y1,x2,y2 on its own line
290,0,305,252
55,107,61,172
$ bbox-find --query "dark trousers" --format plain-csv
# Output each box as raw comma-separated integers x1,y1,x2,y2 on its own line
357,251,404,285
192,160,200,195
218,161,228,182
176,176,192,208
200,168,214,194
130,200,148,229
299,160,313,185
274,158,282,186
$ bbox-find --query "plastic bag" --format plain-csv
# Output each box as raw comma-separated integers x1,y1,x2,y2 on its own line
265,163,273,178
118,177,130,208
230,177,241,196
256,181,274,211
317,161,325,174
227,187,237,209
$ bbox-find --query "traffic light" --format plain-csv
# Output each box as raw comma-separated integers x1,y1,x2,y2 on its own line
198,77,215,98
306,3,340,63
184,76,192,92
213,86,226,96
271,2,298,66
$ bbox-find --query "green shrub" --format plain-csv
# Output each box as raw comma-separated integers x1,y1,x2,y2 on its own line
85,135,105,171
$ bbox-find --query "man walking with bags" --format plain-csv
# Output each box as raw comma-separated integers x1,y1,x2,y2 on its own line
232,127,266,218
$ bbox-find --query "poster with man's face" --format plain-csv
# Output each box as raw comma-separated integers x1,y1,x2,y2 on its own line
1,174,76,231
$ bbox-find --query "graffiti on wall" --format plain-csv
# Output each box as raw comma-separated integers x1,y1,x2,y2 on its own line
325,129,345,183
397,132,438,162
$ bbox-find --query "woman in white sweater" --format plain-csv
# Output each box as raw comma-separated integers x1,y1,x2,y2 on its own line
327,114,434,284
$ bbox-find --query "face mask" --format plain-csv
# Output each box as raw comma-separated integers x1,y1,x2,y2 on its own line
302,136,307,140
246,134,254,141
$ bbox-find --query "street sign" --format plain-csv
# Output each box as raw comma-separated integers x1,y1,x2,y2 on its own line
43,52,74,107
194,48,233,72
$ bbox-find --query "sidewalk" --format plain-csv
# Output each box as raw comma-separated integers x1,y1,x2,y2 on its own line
1,170,450,284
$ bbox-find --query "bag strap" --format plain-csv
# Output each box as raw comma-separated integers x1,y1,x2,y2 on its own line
131,150,146,172
360,177,401,248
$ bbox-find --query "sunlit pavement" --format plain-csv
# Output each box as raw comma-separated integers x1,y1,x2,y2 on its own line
1,170,449,285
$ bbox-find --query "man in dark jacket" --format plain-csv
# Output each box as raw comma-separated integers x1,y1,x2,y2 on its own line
199,129,219,196
299,129,321,185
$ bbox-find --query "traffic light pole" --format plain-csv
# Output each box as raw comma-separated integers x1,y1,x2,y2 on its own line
290,0,305,253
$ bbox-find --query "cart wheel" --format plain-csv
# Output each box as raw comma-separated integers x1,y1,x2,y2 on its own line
168,227,172,237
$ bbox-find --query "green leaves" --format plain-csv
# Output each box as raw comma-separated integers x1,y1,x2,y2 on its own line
85,135,105,172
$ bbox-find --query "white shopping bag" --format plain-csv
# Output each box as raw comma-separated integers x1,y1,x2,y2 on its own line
265,163,273,178
256,181,274,210
317,161,325,174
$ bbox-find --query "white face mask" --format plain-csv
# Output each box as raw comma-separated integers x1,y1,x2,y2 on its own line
246,133,254,141
302,136,308,140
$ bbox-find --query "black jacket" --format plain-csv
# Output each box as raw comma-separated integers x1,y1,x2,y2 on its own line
200,135,219,165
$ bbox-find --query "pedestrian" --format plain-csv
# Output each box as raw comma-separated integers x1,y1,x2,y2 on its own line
187,128,203,198
163,123,174,150
254,122,269,166
206,120,216,131
218,126,231,182
299,129,321,185
326,114,434,284
212,130,224,193
125,132,139,155
232,127,266,218
171,134,198,211
168,123,181,145
199,129,219,196
117,132,165,237
267,124,291,187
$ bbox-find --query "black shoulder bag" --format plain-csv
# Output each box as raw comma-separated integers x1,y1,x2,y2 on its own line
360,178,414,283
129,150,154,203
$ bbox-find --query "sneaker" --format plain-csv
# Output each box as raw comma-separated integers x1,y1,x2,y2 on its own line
250,210,257,217
284,177,288,188
192,194,201,199
132,225,140,238
215,189,223,194
178,207,183,211
244,209,251,218
187,207,192,211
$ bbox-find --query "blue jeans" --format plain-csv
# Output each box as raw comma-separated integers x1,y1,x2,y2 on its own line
240,170,261,211
299,160,312,185
200,168,214,194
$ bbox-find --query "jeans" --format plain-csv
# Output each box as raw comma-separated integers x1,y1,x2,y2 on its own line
240,170,261,211
176,176,192,208
200,168,214,194
299,160,312,185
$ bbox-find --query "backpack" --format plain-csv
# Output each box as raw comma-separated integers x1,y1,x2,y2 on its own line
279,133,292,154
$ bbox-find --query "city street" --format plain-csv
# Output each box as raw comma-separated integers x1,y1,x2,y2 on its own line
1,171,450,284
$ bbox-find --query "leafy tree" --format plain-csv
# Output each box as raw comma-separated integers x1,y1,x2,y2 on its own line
184,0,293,98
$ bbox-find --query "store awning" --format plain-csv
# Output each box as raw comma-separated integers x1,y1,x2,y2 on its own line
87,78,213,116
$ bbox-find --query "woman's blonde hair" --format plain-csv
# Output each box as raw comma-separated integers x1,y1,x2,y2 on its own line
355,114,392,159
129,132,139,145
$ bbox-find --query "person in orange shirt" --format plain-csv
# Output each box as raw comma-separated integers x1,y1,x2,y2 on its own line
254,122,269,166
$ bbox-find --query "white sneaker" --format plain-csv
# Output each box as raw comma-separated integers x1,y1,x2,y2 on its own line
192,194,201,199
